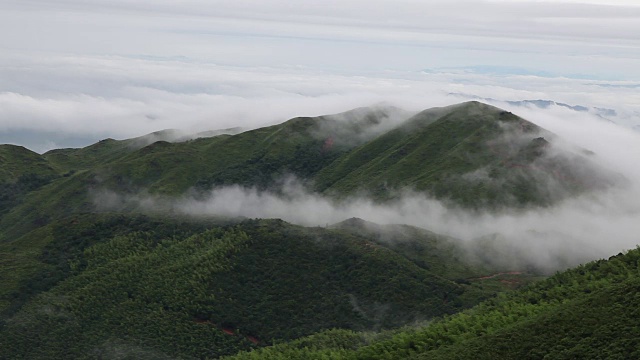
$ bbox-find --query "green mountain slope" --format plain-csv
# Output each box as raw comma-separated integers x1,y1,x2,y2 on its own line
105,105,408,194
0,106,412,322
44,138,134,174
0,105,406,241
0,170,94,242
77,101,615,210
420,277,640,359
0,216,530,359
0,101,629,359
333,218,493,280
0,145,60,219
0,144,57,182
224,248,640,360
43,128,244,174
314,101,617,207
0,102,619,243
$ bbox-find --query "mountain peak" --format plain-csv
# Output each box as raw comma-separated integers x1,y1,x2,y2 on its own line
0,144,56,182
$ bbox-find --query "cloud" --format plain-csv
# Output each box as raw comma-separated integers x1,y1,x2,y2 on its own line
5,1,639,56
1,0,640,151
1,51,639,152
2,1,640,73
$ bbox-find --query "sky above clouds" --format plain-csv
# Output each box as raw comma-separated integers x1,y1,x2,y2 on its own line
1,0,640,152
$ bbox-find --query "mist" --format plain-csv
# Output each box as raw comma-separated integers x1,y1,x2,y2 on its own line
93,103,640,273
2,52,640,153
3,0,640,155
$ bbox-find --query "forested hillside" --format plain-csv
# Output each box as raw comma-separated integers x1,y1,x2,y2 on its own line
0,215,535,359
0,101,633,359
226,247,640,359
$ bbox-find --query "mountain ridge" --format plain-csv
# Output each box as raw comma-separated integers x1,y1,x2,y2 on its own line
0,101,632,359
0,101,622,243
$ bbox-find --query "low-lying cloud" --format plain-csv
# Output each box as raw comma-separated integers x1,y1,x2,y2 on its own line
2,52,640,153
93,105,640,273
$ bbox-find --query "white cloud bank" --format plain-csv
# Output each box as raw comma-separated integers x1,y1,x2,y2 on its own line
1,0,640,152
1,53,639,153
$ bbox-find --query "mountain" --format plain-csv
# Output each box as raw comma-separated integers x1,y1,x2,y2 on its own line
0,144,57,182
0,101,629,359
0,145,59,221
43,128,243,174
0,101,617,260
225,247,640,359
313,101,619,207
3,101,620,236
0,215,540,359
0,104,410,241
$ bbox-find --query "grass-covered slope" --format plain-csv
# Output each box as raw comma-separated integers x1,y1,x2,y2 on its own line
0,145,57,182
100,105,408,194
0,216,529,359
315,101,616,207
44,138,134,174
0,102,619,244
0,145,60,219
42,128,241,174
0,170,95,242
225,247,640,360
0,106,406,241
22,105,401,212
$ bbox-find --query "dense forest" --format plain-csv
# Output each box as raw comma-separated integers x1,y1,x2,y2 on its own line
225,247,640,359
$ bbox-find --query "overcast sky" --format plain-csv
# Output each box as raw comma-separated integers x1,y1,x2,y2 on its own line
1,0,640,152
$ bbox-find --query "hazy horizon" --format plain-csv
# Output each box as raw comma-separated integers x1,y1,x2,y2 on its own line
1,0,640,152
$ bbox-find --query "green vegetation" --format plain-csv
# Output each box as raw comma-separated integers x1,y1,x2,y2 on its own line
314,102,614,207
0,145,59,218
44,138,135,173
49,101,609,210
225,248,640,360
0,102,617,242
0,145,57,182
0,173,56,216
0,102,632,359
0,105,407,242
0,215,530,359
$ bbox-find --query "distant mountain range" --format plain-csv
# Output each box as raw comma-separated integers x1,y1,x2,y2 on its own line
448,93,640,132
449,93,617,118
